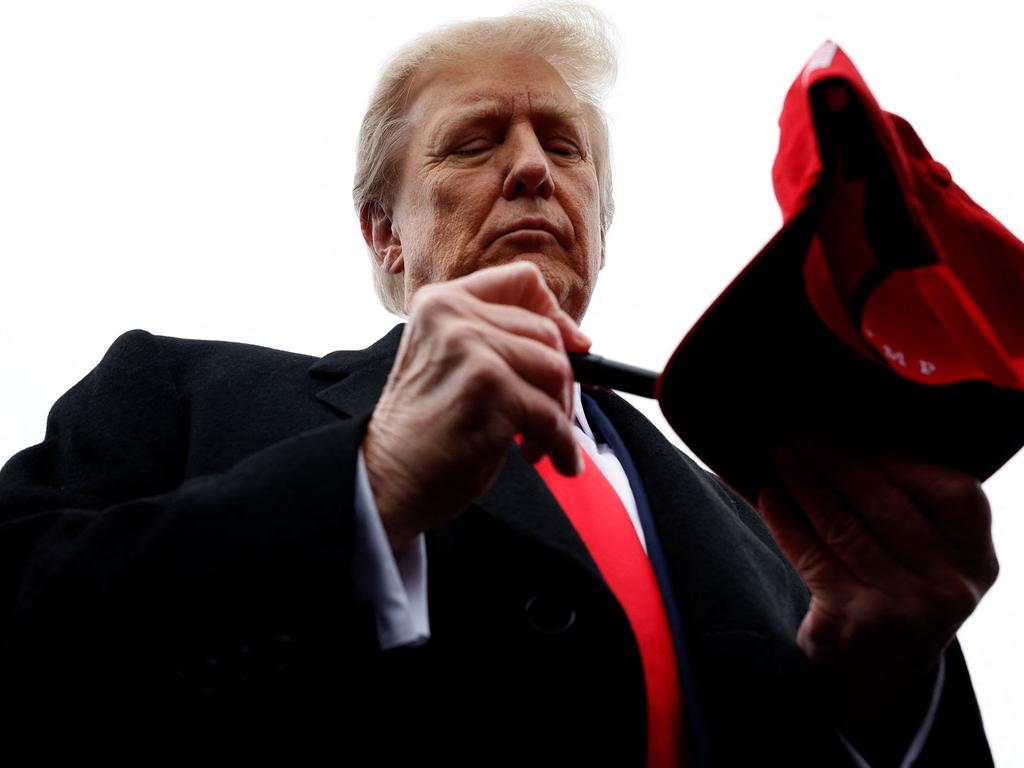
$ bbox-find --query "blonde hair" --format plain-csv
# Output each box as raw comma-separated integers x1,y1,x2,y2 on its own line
353,3,618,314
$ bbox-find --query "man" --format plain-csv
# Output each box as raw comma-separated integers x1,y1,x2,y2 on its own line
0,5,996,765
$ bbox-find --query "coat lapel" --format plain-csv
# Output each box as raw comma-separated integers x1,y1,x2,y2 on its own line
588,389,822,761
587,388,806,636
476,447,604,583
309,329,825,760
309,324,405,419
309,326,803,646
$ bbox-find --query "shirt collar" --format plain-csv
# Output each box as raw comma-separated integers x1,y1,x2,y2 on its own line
572,383,600,444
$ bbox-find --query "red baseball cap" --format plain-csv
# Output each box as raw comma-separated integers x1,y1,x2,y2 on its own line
659,41,1024,503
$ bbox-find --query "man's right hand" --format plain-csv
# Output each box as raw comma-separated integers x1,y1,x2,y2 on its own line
362,261,592,551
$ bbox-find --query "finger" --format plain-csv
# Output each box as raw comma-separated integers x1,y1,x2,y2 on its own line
757,479,850,588
865,451,994,553
405,292,575,419
469,298,569,352
499,368,580,476
463,344,578,477
476,301,608,420
484,324,575,419
791,433,950,582
455,262,591,352
520,434,582,477
771,443,904,588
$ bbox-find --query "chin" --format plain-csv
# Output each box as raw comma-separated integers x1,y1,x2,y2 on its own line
562,293,591,324
511,253,571,298
532,262,590,321
524,256,581,303
474,250,590,318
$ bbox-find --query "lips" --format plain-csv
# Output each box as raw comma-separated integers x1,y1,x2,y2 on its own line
492,217,567,247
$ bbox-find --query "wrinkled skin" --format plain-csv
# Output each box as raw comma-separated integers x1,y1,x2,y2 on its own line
759,434,998,759
360,53,601,544
358,51,998,765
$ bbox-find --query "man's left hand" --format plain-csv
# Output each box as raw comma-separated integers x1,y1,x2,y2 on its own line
757,432,999,757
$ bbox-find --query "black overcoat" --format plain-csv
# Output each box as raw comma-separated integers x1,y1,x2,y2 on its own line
0,326,991,765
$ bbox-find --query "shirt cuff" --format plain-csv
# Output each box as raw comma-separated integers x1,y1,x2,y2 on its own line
837,654,947,768
351,447,430,650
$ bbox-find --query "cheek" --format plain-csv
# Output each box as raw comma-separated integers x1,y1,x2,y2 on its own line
400,174,488,282
398,174,452,237
571,181,604,263
424,171,461,214
429,174,494,246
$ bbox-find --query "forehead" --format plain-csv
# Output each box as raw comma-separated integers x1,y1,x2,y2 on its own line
405,53,584,132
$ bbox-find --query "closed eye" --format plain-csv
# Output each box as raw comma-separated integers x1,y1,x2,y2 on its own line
547,145,580,158
450,141,494,157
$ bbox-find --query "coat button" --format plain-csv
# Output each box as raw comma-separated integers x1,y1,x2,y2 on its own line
271,635,293,669
202,657,226,692
524,593,577,634
170,666,186,689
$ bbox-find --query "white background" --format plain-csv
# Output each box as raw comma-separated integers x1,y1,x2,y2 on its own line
1,0,1021,761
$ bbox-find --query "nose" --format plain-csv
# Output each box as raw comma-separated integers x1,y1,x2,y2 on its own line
502,124,554,200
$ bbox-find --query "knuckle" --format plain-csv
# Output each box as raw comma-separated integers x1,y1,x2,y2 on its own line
534,349,572,410
528,398,562,436
538,317,562,349
546,413,566,440
444,319,479,350
924,570,985,620
554,353,573,386
821,516,869,553
461,358,501,399
538,339,568,373
408,284,437,314
410,284,456,317
979,552,1000,590
798,611,848,662
943,475,989,513
944,579,983,617
518,261,555,299
793,546,829,578
514,259,544,282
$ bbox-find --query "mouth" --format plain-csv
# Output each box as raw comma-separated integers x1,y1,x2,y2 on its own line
492,217,566,246
495,230,559,250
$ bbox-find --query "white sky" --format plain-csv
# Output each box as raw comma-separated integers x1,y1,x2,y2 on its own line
1,0,1021,761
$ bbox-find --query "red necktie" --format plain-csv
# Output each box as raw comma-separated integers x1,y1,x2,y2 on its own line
532,446,687,768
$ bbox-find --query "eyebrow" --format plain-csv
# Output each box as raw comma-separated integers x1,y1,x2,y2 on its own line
426,95,586,144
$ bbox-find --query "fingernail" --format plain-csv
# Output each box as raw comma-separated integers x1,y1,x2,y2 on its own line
575,327,592,346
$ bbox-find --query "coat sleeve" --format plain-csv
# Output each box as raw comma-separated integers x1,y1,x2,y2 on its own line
0,330,380,737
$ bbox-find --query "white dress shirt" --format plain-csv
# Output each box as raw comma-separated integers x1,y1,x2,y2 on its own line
349,383,940,767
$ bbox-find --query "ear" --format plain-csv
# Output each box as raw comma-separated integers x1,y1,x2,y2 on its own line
359,201,405,275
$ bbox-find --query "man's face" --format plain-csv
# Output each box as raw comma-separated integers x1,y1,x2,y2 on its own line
385,53,604,322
